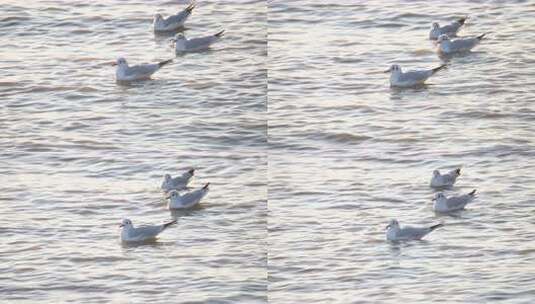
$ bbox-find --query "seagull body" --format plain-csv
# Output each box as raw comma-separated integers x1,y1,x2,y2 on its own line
174,30,224,52
386,219,443,241
153,2,195,32
437,34,486,54
167,183,209,209
113,57,172,82
161,169,195,192
429,17,467,40
120,219,176,242
433,189,477,213
385,64,446,87
430,168,461,188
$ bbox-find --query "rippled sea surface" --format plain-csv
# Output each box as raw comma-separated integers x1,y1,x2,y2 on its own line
269,1,535,303
1,0,266,303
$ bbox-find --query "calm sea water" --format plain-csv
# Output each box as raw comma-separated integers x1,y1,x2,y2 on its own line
269,0,535,303
1,0,266,303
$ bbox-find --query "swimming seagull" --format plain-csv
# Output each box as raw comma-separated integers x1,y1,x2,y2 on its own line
119,219,176,242
437,33,487,54
386,219,443,241
112,57,173,82
153,2,195,32
161,169,195,192
429,17,467,40
385,64,446,87
433,189,477,213
167,183,210,209
430,168,461,188
173,30,225,52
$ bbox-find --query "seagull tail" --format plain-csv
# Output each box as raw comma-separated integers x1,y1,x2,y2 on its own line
477,33,488,40
214,30,225,38
469,189,477,196
158,59,173,68
455,168,461,175
185,2,196,13
430,223,444,231
163,220,177,229
457,16,468,25
203,183,210,190
431,64,447,75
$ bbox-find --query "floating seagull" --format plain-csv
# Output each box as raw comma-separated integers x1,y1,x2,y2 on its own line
113,57,173,82
385,64,446,87
167,183,210,209
153,2,195,32
437,33,487,54
386,219,443,241
430,168,461,188
173,30,225,52
119,218,176,242
433,189,477,213
429,17,467,40
161,169,195,192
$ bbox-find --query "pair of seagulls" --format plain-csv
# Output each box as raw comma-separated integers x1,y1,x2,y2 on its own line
113,2,224,82
386,168,478,241
120,169,210,243
386,17,487,87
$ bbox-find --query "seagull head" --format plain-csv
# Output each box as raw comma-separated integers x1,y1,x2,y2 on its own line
384,64,401,74
437,34,450,43
433,170,440,176
173,32,186,42
120,219,133,228
432,193,446,201
166,191,179,200
112,57,128,67
154,13,163,22
386,219,399,229
432,22,440,29
164,174,171,181
188,169,195,176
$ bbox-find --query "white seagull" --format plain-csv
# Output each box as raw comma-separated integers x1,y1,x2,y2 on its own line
429,17,467,40
386,219,443,241
161,169,195,192
153,2,195,32
385,64,446,87
433,189,477,212
430,168,461,188
173,30,225,52
437,33,487,54
167,183,210,209
113,57,173,82
119,218,176,242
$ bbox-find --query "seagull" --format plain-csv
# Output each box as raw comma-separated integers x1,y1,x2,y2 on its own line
385,64,446,87
433,189,477,212
167,183,210,209
437,33,487,54
153,2,195,32
112,57,173,82
161,169,195,192
173,30,225,52
386,219,443,241
430,168,461,188
429,17,467,40
119,218,176,242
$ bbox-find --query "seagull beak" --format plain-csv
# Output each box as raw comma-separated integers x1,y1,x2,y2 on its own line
431,198,436,201
385,224,391,229
111,62,117,66
165,195,171,199
119,223,124,227
383,69,391,73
